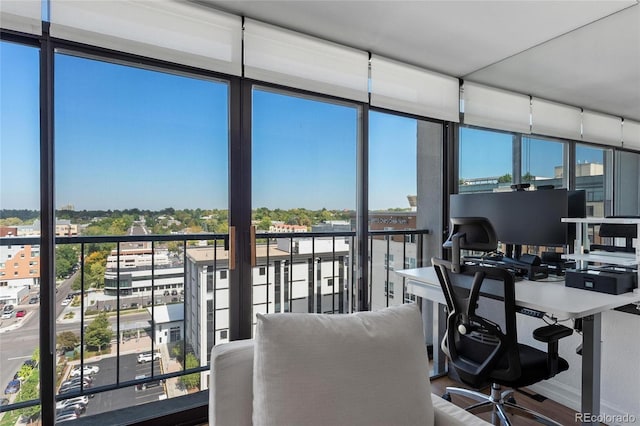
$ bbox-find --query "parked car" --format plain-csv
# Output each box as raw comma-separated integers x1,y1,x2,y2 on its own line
1,305,14,319
4,380,20,394
16,310,26,318
56,404,85,416
61,299,71,306
137,352,161,363
56,396,89,410
0,397,9,406
69,365,100,377
61,377,92,388
55,413,78,423
134,374,163,391
57,384,82,395
171,290,178,296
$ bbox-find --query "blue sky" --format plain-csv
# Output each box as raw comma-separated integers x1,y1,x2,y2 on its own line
1,41,606,212
1,42,40,211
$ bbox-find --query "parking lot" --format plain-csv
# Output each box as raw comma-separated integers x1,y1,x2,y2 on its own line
62,354,165,417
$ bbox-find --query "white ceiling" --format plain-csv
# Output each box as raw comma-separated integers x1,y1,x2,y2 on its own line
202,0,640,122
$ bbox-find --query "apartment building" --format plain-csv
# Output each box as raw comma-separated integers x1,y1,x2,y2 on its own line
103,246,184,297
185,237,349,388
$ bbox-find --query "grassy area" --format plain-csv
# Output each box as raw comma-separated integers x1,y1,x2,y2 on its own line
0,410,21,426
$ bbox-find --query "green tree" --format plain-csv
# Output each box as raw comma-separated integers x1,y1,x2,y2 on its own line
167,241,182,255
87,262,106,288
85,313,112,352
16,364,34,381
0,217,23,226
497,173,512,183
180,353,201,390
171,341,184,362
257,217,272,231
57,331,80,352
71,273,83,291
16,372,40,422
215,221,229,234
319,208,332,222
522,172,535,182
55,244,78,279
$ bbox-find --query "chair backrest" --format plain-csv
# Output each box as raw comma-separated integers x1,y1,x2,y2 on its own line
432,258,521,388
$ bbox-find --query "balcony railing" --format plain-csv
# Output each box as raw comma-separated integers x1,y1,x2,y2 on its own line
0,228,428,422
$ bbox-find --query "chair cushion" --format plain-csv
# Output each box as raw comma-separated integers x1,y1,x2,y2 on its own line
253,303,434,426
455,340,569,389
505,344,569,388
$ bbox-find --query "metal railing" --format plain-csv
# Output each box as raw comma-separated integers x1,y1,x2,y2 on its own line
0,228,429,419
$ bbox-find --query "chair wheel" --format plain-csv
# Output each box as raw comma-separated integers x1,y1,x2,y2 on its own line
506,396,516,404
442,392,452,402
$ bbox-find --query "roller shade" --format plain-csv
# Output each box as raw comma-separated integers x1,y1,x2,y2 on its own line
243,19,369,102
531,97,581,141
49,0,242,75
370,55,459,122
623,119,640,151
462,82,530,133
582,110,622,146
0,0,41,35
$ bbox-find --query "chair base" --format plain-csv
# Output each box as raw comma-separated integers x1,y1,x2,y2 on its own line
443,383,562,426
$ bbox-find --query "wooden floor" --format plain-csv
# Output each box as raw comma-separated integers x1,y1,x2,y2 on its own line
430,375,584,425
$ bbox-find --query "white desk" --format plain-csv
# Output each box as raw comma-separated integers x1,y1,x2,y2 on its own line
397,267,640,425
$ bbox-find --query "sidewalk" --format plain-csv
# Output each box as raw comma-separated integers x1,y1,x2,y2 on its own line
159,344,188,398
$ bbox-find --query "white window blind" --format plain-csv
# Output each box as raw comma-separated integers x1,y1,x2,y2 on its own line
370,55,459,122
243,19,369,102
531,98,581,141
622,119,640,151
582,110,622,146
0,0,41,35
49,0,242,75
462,82,530,133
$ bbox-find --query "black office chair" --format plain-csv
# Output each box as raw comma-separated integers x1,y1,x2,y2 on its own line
433,217,573,426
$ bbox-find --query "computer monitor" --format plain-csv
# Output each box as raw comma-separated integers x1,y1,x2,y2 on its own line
450,189,586,248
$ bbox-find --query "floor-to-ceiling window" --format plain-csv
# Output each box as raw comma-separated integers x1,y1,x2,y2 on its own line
54,51,230,414
251,87,359,318
0,40,41,424
369,111,436,309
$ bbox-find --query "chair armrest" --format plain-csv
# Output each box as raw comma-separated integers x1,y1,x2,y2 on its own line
532,325,572,377
533,324,573,343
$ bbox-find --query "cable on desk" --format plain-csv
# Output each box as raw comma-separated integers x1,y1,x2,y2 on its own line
542,314,572,325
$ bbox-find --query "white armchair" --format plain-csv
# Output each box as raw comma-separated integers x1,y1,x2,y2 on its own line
209,304,491,426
